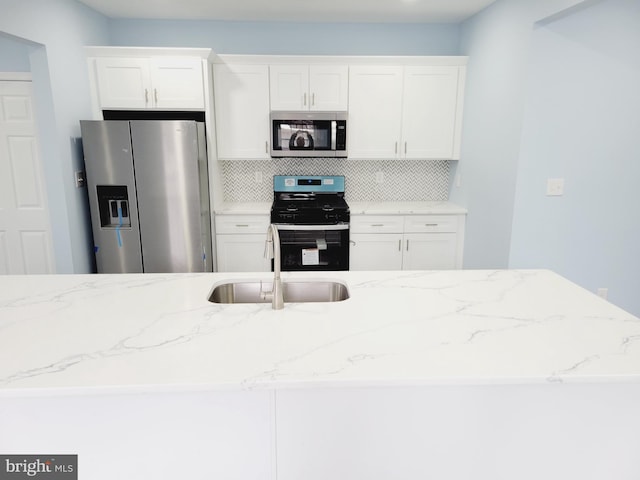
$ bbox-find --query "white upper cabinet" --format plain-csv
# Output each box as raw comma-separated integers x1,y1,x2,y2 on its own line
211,56,466,161
213,64,271,160
95,58,151,109
348,64,466,160
348,66,404,159
148,57,206,109
94,56,205,110
402,66,464,159
309,66,349,111
270,65,348,111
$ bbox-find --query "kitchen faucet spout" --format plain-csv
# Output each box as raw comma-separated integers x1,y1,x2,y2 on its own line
264,224,284,310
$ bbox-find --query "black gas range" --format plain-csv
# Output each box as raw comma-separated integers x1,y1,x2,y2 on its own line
270,175,350,271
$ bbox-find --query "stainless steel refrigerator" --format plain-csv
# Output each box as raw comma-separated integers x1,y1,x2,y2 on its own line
80,120,212,273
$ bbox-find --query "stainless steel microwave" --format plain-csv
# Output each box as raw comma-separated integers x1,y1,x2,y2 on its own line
270,111,347,158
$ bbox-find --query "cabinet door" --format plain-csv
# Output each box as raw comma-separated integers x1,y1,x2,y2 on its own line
402,233,458,270
149,57,204,109
95,57,151,109
216,234,270,272
350,233,403,271
309,65,348,111
214,64,271,160
270,65,309,111
402,66,463,160
348,66,403,159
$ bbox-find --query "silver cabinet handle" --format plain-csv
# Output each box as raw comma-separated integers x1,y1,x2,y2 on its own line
235,224,249,227
145,88,149,104
154,88,158,104
371,224,384,227
303,92,307,106
404,141,407,154
398,239,401,251
395,142,398,154
265,141,269,153
425,223,438,227
312,93,315,106
406,239,409,251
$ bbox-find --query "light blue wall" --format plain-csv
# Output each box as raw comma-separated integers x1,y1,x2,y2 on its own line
510,0,640,315
107,19,460,55
450,0,591,269
0,34,31,71
0,0,109,273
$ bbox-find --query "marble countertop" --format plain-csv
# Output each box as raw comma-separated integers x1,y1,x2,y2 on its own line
1,270,639,397
214,202,271,215
348,201,467,215
214,201,467,215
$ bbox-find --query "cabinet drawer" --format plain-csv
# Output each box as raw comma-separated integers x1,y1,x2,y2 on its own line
403,215,459,233
350,215,404,234
215,215,270,234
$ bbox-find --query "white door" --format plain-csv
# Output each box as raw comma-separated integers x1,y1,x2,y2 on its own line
0,78,54,274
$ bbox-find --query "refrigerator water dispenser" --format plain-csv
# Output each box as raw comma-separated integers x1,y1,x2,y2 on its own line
97,185,131,228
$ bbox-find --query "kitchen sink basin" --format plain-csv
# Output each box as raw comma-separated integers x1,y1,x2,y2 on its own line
208,279,350,304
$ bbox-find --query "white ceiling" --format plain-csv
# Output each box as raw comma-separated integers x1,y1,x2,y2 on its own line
77,0,498,23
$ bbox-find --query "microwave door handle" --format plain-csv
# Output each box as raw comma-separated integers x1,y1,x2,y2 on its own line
331,120,337,150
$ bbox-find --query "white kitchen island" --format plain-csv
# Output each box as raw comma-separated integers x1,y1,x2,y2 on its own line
1,270,639,479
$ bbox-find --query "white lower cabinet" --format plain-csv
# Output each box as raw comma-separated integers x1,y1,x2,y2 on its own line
402,232,458,270
349,233,404,270
215,214,270,272
350,214,464,270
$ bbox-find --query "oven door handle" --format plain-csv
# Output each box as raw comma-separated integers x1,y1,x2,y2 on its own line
274,224,349,231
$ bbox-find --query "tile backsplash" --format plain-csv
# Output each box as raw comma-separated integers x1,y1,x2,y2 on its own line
221,159,450,202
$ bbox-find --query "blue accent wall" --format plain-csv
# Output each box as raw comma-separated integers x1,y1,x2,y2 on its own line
510,0,640,315
0,33,31,71
107,19,460,55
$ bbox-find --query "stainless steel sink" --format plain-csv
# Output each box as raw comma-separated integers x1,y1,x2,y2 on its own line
208,279,350,304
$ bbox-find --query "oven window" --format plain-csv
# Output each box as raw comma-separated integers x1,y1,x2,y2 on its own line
277,229,349,271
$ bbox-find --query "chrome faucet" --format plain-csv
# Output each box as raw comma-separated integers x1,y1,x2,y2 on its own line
262,224,284,310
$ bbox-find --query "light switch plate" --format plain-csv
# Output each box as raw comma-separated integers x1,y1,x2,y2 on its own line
546,178,565,196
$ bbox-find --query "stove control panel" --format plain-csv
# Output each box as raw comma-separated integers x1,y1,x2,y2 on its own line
274,175,345,193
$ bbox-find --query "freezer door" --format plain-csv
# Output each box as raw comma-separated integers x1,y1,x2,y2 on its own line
80,120,143,273
130,121,211,273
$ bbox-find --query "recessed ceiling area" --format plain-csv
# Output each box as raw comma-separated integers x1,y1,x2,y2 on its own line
76,0,498,23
